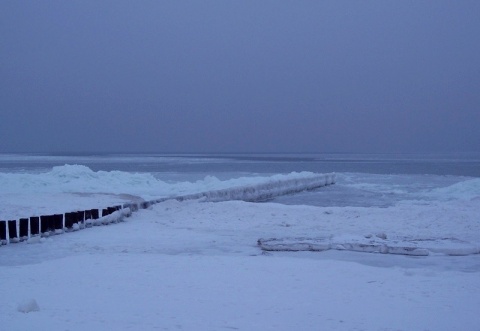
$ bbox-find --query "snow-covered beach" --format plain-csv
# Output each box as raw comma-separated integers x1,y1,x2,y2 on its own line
3,0,480,329
1,155,480,330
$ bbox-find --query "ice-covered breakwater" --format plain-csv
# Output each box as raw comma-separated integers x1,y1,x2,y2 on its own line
172,172,336,202
0,172,335,245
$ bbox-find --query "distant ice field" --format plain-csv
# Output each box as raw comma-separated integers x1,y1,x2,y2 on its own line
1,152,480,177
274,172,478,207
1,153,479,212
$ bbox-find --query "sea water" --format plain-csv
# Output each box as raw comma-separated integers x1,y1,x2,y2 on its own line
0,153,479,208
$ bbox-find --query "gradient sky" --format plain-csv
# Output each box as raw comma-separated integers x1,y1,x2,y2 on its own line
1,1,479,154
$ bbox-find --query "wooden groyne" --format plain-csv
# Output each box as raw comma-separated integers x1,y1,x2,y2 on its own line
1,173,335,245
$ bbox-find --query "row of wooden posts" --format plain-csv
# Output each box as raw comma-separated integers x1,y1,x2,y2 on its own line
1,193,210,245
0,201,156,245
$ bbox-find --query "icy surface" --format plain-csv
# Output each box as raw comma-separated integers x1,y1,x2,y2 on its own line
1,198,480,330
1,164,480,330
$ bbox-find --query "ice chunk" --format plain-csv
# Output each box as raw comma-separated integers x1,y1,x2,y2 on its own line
258,236,480,256
17,299,40,313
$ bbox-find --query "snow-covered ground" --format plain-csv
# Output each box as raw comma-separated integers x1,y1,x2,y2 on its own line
1,166,480,330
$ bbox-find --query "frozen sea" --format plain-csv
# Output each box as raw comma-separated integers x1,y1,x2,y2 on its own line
1,153,480,331
2,152,479,205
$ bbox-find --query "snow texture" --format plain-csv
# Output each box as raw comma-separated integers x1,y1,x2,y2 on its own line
2,197,480,330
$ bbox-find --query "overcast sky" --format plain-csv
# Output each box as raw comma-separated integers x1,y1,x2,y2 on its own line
1,1,479,154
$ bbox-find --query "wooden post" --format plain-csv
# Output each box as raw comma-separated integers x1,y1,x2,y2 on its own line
76,211,85,228
64,212,74,229
91,209,99,219
84,210,92,220
8,220,19,243
0,220,7,244
54,214,63,233
40,215,55,235
30,217,40,236
19,218,29,240
101,208,109,217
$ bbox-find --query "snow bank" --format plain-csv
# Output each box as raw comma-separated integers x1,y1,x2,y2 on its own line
87,208,131,227
0,164,165,196
425,178,480,201
258,234,480,256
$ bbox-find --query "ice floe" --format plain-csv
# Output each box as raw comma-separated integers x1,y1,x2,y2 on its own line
258,234,480,256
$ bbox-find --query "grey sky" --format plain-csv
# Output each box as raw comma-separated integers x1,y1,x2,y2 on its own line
1,1,479,154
